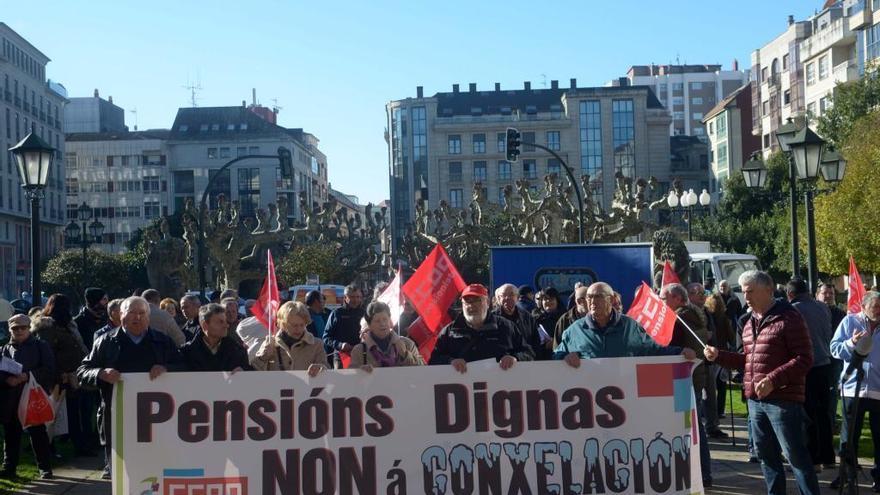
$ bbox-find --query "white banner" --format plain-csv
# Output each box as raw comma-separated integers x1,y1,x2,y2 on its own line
112,357,702,495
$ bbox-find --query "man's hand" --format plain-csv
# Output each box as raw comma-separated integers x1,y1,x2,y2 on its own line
451,359,467,374
148,365,167,381
564,352,581,369
681,348,697,361
4,374,25,387
704,346,718,362
307,364,324,377
852,330,869,346
360,364,374,373
755,377,775,399
98,368,121,384
499,355,517,370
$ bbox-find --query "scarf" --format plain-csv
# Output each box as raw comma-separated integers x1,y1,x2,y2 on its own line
368,336,399,367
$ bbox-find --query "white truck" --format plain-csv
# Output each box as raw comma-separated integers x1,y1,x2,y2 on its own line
688,252,761,303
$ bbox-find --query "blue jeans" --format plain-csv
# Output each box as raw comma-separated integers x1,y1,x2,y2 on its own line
748,399,820,495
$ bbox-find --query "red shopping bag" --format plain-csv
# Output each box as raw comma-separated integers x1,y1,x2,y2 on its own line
17,373,55,428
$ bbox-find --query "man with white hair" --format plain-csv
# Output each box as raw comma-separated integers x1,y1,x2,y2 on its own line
429,284,534,372
77,296,183,480
705,270,819,494
492,283,544,359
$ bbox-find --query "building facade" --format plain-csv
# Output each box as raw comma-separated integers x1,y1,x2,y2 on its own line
64,90,127,134
64,130,171,253
386,80,672,252
618,64,749,139
703,83,761,200
0,23,66,300
851,0,880,69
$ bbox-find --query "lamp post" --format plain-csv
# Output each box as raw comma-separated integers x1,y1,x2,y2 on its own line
64,202,105,296
666,187,711,241
742,126,846,293
774,118,802,279
9,133,54,310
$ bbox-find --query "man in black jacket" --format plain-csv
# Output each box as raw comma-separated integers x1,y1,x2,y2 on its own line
179,294,202,342
322,284,365,368
74,287,108,351
77,296,183,480
0,314,55,480
493,283,544,359
181,303,250,372
429,284,534,371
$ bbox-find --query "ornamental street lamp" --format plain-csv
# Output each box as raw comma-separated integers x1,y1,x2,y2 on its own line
9,133,54,310
775,118,803,278
64,202,105,296
666,187,711,241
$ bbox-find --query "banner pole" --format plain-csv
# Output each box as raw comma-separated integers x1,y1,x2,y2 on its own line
674,313,707,348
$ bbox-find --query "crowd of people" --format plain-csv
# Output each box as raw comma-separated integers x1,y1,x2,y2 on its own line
0,271,874,495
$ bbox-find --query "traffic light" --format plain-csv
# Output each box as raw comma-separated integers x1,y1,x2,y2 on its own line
277,146,293,179
506,127,521,162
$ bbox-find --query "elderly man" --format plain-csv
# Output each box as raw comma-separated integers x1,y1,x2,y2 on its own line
429,284,534,371
555,282,696,363
181,303,250,372
93,298,123,344
553,284,589,349
718,280,744,328
785,278,835,471
323,284,366,368
705,270,818,495
493,283,544,359
179,294,202,342
0,314,55,480
830,291,880,491
141,289,185,346
661,283,713,486
77,296,183,480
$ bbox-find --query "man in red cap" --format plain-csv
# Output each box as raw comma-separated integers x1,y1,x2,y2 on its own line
428,284,534,372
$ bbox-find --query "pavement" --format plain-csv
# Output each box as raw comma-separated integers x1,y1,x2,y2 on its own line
11,416,875,495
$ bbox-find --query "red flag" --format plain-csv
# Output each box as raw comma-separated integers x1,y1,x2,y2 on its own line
377,268,404,326
661,260,681,287
848,256,867,314
627,282,676,346
407,314,453,363
339,351,351,369
402,244,467,332
251,251,280,335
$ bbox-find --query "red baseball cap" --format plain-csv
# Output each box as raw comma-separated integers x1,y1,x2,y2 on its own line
461,284,489,298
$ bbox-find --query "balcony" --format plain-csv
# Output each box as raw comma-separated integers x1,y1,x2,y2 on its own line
850,7,872,30
800,18,856,61
833,60,859,82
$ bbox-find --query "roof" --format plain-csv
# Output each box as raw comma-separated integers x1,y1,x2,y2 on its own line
432,85,662,117
702,83,751,123
168,106,305,143
65,129,171,142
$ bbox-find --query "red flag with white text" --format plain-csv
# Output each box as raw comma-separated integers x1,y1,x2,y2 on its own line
661,260,681,287
406,314,453,364
849,256,867,314
627,282,676,346
251,251,280,335
402,244,466,332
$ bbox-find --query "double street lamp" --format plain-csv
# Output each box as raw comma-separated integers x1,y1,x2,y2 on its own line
64,203,105,294
666,187,711,241
9,133,54,310
741,121,847,293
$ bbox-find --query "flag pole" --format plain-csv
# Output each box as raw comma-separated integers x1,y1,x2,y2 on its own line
674,313,707,348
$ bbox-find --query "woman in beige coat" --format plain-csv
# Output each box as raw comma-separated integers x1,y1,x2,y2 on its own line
251,301,327,376
350,301,424,371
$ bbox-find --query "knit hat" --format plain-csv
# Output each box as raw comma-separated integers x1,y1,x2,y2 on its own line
84,287,107,306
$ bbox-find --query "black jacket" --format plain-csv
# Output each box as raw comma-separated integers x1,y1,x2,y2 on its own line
322,305,366,352
429,312,534,364
181,319,201,343
0,336,55,423
76,327,183,405
180,332,251,372
74,307,107,351
492,306,542,359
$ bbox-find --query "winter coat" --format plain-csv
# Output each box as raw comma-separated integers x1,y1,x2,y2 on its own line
74,307,107,351
31,317,87,376
429,313,534,364
251,330,327,371
307,308,332,340
181,319,201,343
553,307,586,349
322,305,366,352
349,332,424,368
705,293,735,349
180,332,251,372
791,294,833,368
830,313,880,399
715,300,813,403
553,310,682,359
0,335,55,424
148,304,186,347
492,307,542,359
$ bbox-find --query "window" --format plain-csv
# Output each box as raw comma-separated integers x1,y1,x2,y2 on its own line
806,63,816,86
449,162,462,182
579,100,602,176
173,171,195,194
807,102,817,117
672,97,683,106
207,169,231,208
547,159,561,176
658,83,667,94
238,168,260,216
248,146,259,155
65,178,78,195
782,54,789,70
473,161,487,182
497,133,506,152
761,67,768,82
868,22,880,61
237,146,247,157
692,112,703,121
449,189,463,208
472,133,486,154
717,143,728,170
142,175,161,193
819,96,829,115
498,161,511,180
690,82,703,90
716,115,727,140
612,99,635,177
522,160,537,179
672,83,683,91
523,132,535,152
144,200,160,219
550,104,563,119
199,124,209,132
673,111,685,120
763,134,771,149
818,55,829,80
219,147,231,159
448,135,461,154
546,131,560,151
691,97,703,105
693,127,705,136
783,90,791,106
207,147,217,159
762,100,769,115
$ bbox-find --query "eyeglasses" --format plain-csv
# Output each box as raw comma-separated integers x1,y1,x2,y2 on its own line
584,294,610,300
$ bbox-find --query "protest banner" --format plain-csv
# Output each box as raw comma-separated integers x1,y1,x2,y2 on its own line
112,357,702,495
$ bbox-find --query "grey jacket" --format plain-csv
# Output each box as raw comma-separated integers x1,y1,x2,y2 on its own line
792,294,833,368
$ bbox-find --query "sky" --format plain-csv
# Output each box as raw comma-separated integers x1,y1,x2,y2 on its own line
5,0,815,204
